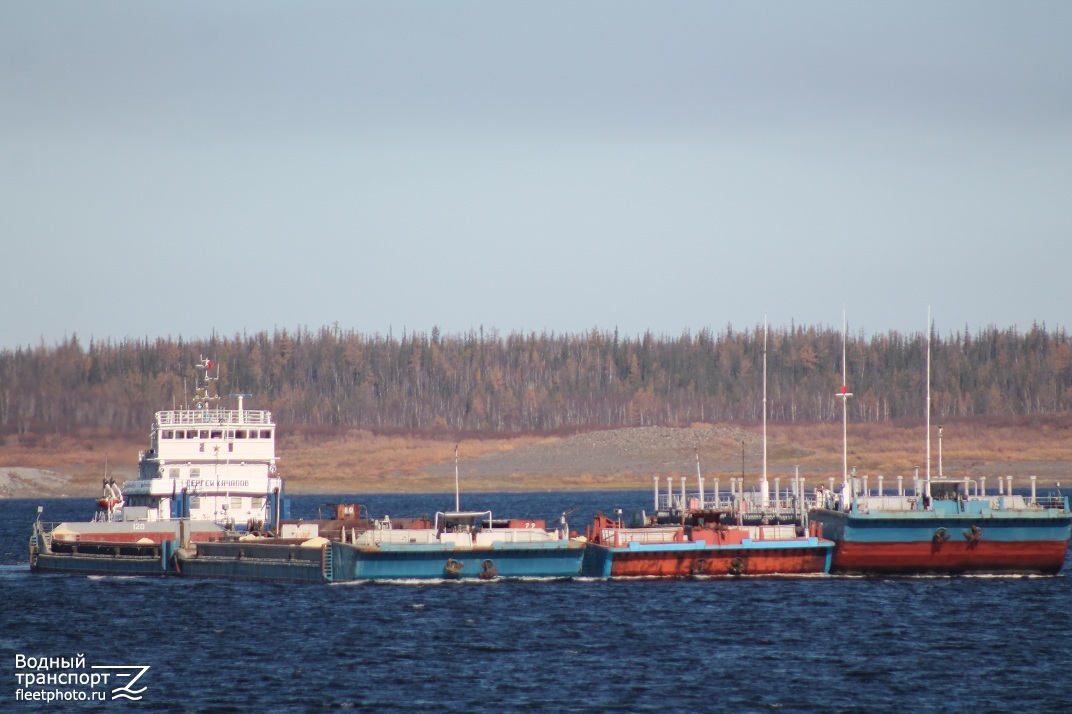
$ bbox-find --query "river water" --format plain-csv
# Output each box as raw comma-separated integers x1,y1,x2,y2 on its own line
2,492,1070,713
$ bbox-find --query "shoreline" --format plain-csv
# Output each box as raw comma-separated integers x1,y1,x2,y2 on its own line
4,420,1071,499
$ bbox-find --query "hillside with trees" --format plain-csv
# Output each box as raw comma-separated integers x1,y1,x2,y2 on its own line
1,322,1070,436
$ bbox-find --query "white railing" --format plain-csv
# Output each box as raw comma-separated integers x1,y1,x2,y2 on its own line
157,409,273,426
601,528,679,545
1035,495,1069,511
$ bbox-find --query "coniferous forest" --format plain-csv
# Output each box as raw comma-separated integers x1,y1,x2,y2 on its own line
1,323,1070,435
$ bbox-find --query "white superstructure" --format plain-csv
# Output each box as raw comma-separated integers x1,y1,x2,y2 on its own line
110,356,282,529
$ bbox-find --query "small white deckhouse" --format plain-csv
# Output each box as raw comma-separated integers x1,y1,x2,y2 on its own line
107,356,283,529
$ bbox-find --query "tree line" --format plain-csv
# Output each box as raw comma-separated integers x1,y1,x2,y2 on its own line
1,322,1070,435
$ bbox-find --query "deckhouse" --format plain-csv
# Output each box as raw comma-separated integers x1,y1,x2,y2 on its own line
116,356,283,529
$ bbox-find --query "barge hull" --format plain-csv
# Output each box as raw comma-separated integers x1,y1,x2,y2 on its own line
811,508,1072,574
175,541,329,583
332,541,585,580
831,539,1069,575
583,543,832,577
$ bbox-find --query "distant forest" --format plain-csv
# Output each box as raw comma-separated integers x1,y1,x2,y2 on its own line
1,323,1070,435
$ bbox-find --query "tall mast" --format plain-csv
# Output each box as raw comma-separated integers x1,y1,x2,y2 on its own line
695,447,704,509
836,309,853,491
194,355,219,411
926,307,932,482
761,315,769,507
454,444,461,512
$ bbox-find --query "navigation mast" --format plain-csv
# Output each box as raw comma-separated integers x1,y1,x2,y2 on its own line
761,315,769,507
836,309,853,493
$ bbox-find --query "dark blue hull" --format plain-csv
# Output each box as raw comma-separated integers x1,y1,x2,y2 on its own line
31,552,171,576
175,541,329,583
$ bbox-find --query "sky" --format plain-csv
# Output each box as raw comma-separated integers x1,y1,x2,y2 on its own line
2,1,1071,350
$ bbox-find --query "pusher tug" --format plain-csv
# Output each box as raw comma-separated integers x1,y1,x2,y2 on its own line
30,356,288,576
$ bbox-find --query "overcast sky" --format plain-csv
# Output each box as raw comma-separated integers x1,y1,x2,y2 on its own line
2,1,1070,349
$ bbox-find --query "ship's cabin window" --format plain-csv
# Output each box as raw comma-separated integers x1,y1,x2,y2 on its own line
161,430,174,439
169,468,180,479
248,430,258,439
199,429,209,439
231,497,243,509
189,496,201,509
185,429,198,439
235,430,247,439
260,430,272,439
175,430,185,440
210,429,223,439
225,430,235,439
252,497,265,510
190,468,201,479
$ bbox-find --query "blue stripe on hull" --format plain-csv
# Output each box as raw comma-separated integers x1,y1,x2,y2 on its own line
811,509,1072,544
581,545,614,577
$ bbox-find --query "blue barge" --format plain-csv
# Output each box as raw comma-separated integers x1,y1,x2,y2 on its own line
809,478,1072,575
329,511,585,580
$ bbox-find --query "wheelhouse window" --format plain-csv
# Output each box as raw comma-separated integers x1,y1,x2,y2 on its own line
260,430,272,439
210,430,223,439
199,429,209,439
235,430,247,439
161,430,174,439
186,429,198,439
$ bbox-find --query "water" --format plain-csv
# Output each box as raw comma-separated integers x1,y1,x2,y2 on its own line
3,493,1072,713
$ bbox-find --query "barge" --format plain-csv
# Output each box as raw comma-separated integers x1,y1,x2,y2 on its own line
581,513,832,577
331,510,586,580
809,476,1072,575
808,312,1072,575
